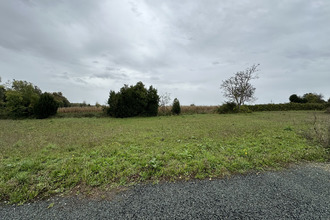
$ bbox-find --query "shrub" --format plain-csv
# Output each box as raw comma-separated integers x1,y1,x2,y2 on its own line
238,105,252,113
34,93,58,119
107,82,159,118
171,98,181,115
52,92,70,107
218,102,237,114
145,86,159,116
289,94,305,103
5,80,41,118
326,107,330,114
247,103,329,112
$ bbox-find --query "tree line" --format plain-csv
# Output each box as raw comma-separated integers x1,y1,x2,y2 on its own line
289,93,328,104
1,67,329,118
0,78,70,119
0,78,182,119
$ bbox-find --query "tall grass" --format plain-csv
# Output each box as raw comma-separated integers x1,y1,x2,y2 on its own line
57,105,218,117
58,106,103,113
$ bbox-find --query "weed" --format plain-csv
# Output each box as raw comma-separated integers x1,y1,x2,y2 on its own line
0,111,328,204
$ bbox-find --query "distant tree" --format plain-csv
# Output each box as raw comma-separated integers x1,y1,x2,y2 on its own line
302,93,325,103
0,78,6,116
34,93,59,119
159,92,171,115
289,94,306,103
0,77,5,105
220,64,259,111
52,92,70,107
171,98,181,115
107,82,159,118
5,80,41,117
146,86,160,116
289,94,301,103
328,98,330,103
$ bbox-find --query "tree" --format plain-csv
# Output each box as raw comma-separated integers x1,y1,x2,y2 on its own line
5,80,41,117
302,93,325,103
0,78,6,116
171,98,181,115
289,94,300,103
52,92,70,107
0,77,5,106
159,92,171,115
220,64,259,111
107,82,159,118
146,86,160,116
289,94,303,103
34,93,59,119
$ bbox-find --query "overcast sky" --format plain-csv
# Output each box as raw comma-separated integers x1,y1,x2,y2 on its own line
1,0,329,105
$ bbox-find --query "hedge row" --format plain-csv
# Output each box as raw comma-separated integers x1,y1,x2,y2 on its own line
246,103,330,112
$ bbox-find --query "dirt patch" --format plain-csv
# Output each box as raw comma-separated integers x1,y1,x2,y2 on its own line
65,184,129,201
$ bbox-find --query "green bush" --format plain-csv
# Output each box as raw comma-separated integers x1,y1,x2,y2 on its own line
107,82,159,118
218,102,237,114
52,92,70,107
34,93,59,119
5,80,41,118
247,103,329,112
171,98,181,115
289,93,326,104
238,105,252,113
289,94,305,103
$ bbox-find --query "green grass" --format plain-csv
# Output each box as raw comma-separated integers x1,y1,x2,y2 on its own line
0,111,328,204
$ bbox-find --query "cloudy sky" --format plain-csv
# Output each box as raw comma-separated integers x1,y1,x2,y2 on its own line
1,0,329,105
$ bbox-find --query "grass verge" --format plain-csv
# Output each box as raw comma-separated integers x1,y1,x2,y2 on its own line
0,111,328,204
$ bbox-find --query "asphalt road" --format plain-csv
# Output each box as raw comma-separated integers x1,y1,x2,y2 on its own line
1,163,329,219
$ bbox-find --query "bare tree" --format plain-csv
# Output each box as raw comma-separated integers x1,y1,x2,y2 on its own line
220,64,259,111
159,92,171,115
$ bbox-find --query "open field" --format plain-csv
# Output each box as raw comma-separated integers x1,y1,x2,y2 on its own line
0,111,329,204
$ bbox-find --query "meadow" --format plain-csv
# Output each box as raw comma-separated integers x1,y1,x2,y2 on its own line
0,111,329,204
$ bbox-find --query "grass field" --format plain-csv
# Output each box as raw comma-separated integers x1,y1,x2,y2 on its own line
0,111,329,204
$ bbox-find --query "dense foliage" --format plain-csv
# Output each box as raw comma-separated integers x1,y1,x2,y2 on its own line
247,103,329,112
5,80,42,118
217,102,237,114
289,93,326,103
171,98,181,115
0,79,70,119
52,92,70,107
107,82,159,118
34,93,59,119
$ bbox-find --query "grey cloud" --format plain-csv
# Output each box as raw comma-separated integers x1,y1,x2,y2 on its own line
1,0,329,104
93,72,128,80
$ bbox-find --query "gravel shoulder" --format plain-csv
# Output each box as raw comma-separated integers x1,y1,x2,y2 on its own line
1,162,329,219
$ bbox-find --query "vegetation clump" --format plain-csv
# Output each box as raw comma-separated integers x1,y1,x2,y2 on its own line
0,79,70,119
52,92,70,107
218,102,237,114
34,93,59,119
171,98,181,115
107,81,159,118
289,93,326,103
